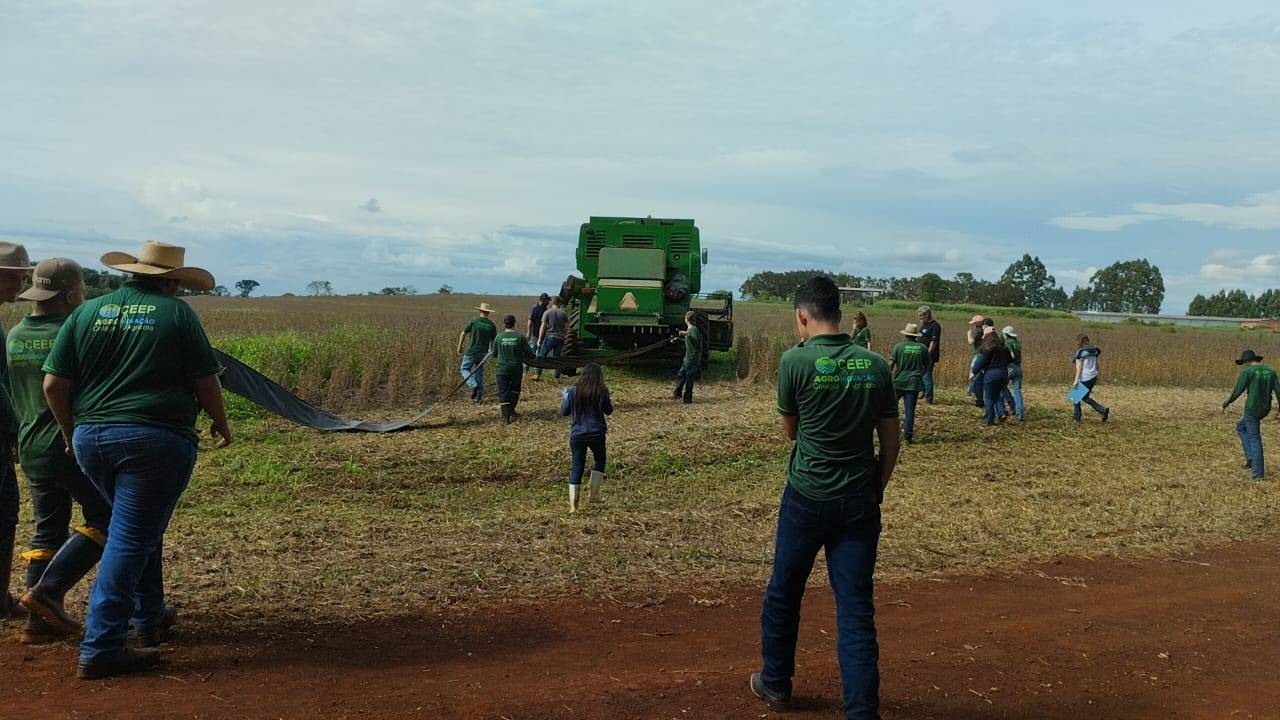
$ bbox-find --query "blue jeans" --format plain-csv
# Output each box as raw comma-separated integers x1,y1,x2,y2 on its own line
673,362,699,403
981,367,1008,425
536,336,566,379
968,356,984,405
1237,414,1265,479
921,367,935,404
1072,378,1107,420
568,435,606,485
898,390,918,441
74,424,198,663
461,354,486,400
1001,364,1024,420
761,484,881,720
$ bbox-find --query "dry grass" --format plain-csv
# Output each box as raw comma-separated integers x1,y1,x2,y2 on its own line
18,374,1273,629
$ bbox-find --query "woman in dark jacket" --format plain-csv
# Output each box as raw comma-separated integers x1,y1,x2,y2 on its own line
974,327,1012,426
560,363,613,512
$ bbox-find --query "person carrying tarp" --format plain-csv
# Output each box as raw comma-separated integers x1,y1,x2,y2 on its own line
43,241,232,680
1222,349,1280,481
494,314,535,424
0,241,33,623
10,259,112,644
458,302,497,403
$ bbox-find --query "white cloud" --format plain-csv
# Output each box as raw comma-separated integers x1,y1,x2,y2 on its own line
1048,213,1155,232
1051,190,1280,232
1199,249,1280,285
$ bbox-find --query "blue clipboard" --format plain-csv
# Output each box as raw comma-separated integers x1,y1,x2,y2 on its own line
1067,384,1089,404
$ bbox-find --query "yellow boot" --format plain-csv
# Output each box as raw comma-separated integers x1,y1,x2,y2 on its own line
568,484,581,513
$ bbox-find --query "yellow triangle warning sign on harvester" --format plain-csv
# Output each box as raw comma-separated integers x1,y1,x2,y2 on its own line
619,292,639,310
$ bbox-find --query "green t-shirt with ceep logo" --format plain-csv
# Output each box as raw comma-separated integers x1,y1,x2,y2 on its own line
43,282,223,443
1226,364,1280,419
890,339,931,393
7,314,82,479
493,330,532,376
776,333,897,502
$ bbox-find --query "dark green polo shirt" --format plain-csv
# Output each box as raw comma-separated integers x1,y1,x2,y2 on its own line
890,339,931,393
8,314,80,478
776,333,897,501
462,316,497,359
852,326,871,349
493,330,532,376
683,325,704,366
1225,364,1280,419
43,281,223,443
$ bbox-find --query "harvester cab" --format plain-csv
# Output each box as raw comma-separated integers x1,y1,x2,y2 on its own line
558,216,732,364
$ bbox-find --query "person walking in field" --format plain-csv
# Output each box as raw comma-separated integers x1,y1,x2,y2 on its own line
494,315,535,424
974,323,1012,427
672,310,703,404
915,306,941,405
0,241,34,622
1071,334,1110,424
966,315,985,406
525,293,550,373
851,311,871,351
535,296,569,382
1000,326,1025,421
1222,349,1280,480
9,259,113,645
560,362,613,513
889,323,931,444
751,276,900,720
458,302,497,403
42,241,232,679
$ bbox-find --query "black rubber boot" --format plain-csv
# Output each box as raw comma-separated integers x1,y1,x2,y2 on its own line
21,533,103,634
1,526,26,620
17,559,57,643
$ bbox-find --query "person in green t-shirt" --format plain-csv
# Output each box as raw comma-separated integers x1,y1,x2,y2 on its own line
966,315,985,406
851,311,871,351
0,241,32,622
493,315,535,424
752,276,899,717
9,259,113,644
457,303,497,403
672,311,704,404
1222,349,1280,480
42,241,231,680
1000,326,1025,421
889,323,931,444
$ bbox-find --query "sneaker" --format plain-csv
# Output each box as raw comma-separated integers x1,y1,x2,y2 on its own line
18,614,63,645
20,589,80,634
134,607,177,647
77,648,161,680
1101,408,1110,423
749,673,791,708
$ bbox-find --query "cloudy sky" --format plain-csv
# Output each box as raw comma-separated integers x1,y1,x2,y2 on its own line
3,1,1278,311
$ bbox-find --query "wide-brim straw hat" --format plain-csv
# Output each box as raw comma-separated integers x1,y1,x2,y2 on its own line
899,322,922,337
0,242,33,272
474,302,495,313
101,241,215,292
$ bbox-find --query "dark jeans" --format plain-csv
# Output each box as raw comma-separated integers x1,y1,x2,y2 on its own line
673,362,699,403
496,372,523,414
761,484,882,720
536,336,566,379
27,469,113,552
898,390,918,441
981,367,1008,425
1237,414,1265,479
1072,378,1107,420
568,434,606,486
1,461,16,545
74,424,198,663
921,367,935,404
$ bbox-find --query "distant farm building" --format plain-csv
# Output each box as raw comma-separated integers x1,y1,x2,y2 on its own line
1074,311,1280,329
838,286,888,305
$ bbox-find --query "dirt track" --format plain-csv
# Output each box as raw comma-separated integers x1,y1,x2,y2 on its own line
2,542,1277,720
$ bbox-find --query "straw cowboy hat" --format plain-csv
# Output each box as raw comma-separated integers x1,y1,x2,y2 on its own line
0,242,33,272
101,241,215,292
474,302,495,314
899,323,923,337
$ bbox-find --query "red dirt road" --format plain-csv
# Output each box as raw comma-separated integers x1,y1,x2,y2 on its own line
2,543,1277,720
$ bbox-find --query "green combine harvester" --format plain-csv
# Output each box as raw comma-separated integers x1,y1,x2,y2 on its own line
558,216,733,364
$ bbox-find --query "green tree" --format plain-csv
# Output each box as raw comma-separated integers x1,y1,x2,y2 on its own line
1257,289,1280,318
234,279,260,298
307,280,334,296
916,272,947,302
1089,259,1164,313
437,285,454,295
1068,286,1098,311
999,254,1061,308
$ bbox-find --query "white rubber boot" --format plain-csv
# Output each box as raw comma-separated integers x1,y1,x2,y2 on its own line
568,484,580,513
589,471,604,502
